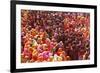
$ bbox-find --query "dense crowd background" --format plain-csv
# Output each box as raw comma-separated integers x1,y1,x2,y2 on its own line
21,10,90,63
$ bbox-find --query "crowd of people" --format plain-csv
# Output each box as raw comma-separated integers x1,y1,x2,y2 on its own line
21,10,90,63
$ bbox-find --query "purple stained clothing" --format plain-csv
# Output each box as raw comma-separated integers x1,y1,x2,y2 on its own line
58,41,64,48
54,32,58,39
43,51,50,59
